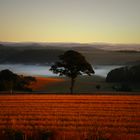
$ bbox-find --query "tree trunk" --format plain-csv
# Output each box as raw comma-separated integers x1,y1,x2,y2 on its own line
10,81,13,95
70,78,75,94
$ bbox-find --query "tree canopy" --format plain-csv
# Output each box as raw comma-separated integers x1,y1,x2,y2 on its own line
0,69,36,93
106,64,140,83
50,50,94,94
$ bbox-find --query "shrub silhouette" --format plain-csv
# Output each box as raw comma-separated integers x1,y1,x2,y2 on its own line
96,85,101,90
0,128,24,140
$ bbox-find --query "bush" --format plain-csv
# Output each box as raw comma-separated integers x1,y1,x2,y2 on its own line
0,128,54,140
106,65,140,83
96,85,101,90
0,128,24,140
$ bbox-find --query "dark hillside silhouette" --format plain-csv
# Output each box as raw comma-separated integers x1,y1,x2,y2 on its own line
0,44,140,65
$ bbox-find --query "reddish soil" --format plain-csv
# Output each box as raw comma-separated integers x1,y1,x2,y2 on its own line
29,77,64,90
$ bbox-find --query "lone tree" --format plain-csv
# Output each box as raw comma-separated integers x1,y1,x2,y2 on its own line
50,50,94,94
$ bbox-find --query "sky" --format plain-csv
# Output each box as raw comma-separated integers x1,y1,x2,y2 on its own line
0,0,140,43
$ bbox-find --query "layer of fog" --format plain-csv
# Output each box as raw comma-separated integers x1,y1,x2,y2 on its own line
0,64,122,78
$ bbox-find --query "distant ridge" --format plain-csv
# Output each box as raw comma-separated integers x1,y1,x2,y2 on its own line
0,42,140,51
0,42,140,65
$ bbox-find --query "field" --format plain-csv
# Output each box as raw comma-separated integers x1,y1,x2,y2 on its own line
0,95,140,140
29,76,140,93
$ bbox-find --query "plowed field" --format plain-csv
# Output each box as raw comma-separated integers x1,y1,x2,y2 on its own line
0,95,139,140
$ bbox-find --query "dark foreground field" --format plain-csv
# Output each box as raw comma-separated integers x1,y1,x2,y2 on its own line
0,95,140,140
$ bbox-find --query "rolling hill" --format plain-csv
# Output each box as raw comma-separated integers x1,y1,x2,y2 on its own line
0,43,140,65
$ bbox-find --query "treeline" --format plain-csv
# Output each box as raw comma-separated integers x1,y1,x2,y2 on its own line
0,69,36,92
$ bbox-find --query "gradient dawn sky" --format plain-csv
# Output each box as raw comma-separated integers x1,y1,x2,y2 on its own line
0,0,140,43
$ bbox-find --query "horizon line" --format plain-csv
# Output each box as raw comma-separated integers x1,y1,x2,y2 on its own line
0,41,140,45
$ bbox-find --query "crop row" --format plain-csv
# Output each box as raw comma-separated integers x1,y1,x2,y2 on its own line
0,95,140,139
